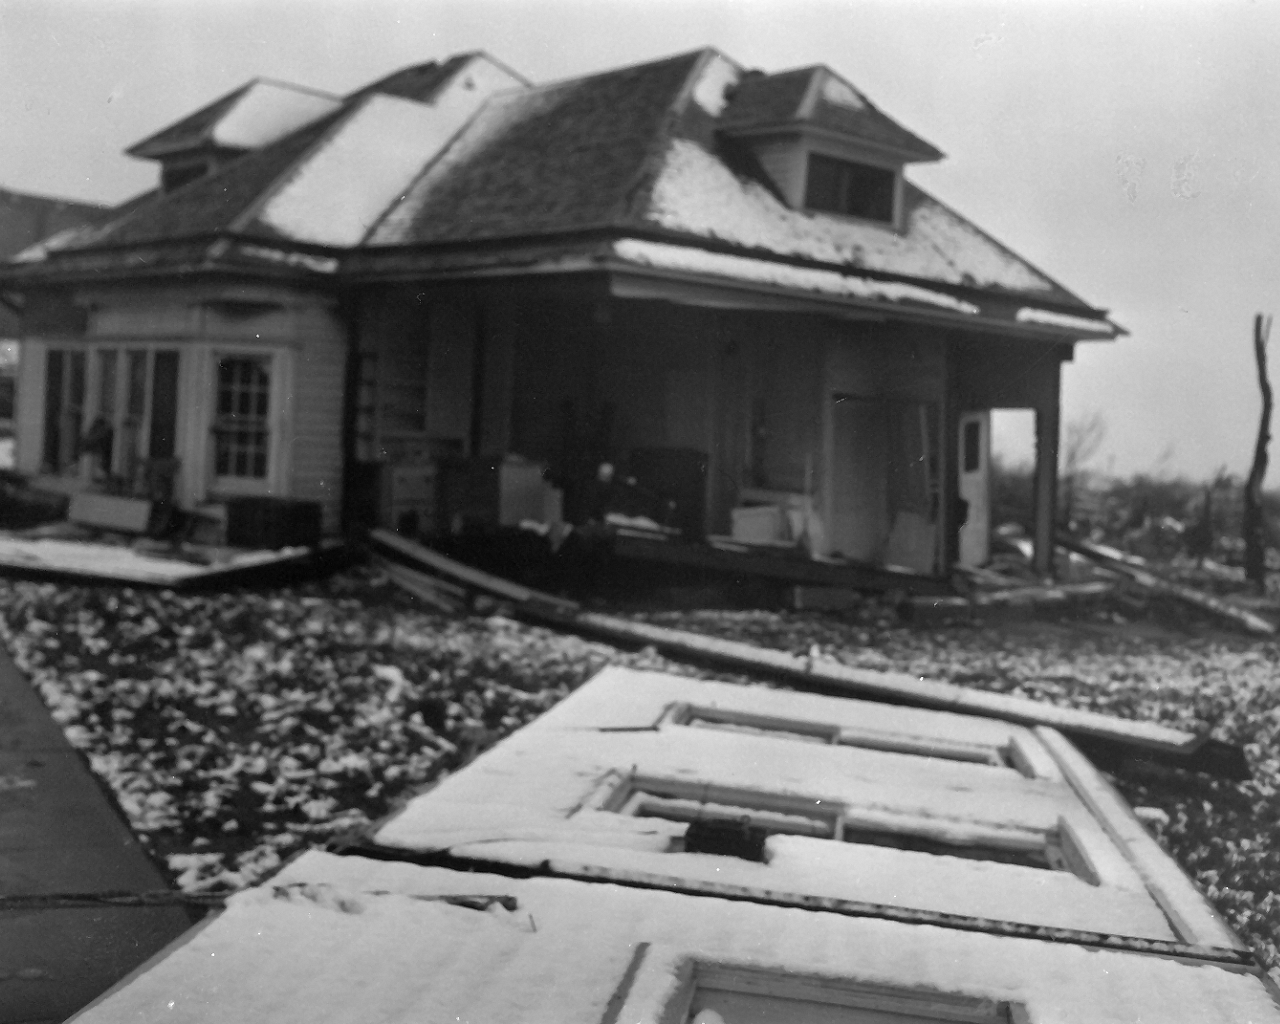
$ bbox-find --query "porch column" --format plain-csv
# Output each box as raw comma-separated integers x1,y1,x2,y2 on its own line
1032,379,1060,578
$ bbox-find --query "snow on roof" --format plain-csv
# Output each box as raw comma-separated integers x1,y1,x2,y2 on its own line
128,79,341,160
688,51,742,117
612,237,980,315
1016,305,1118,336
640,139,1081,304
6,49,1110,327
368,667,1178,939
248,57,525,247
72,851,1280,1024
210,80,342,151
237,244,339,274
249,95,469,246
368,51,704,247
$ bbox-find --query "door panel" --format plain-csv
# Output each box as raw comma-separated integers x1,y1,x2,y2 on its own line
829,396,888,561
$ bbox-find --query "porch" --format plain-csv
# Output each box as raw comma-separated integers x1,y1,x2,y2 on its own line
351,279,1067,581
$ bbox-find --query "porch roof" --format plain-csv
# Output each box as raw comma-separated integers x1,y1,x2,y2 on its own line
2,48,1121,339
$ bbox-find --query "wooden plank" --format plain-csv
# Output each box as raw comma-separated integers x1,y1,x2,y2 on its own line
366,528,1248,779
368,529,579,615
1034,726,1245,951
568,611,1214,755
67,493,152,534
905,582,1116,623
375,557,466,614
1057,533,1276,636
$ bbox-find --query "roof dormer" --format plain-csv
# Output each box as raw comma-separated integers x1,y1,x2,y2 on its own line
718,65,942,230
127,79,343,192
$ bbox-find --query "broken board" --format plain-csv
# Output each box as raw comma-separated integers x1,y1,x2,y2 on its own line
367,529,1249,779
1057,533,1276,637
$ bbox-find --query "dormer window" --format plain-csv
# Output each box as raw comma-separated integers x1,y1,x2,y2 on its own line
805,153,896,224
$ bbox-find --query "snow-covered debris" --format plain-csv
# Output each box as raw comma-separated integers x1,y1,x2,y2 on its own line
0,570,700,893
70,852,1280,1024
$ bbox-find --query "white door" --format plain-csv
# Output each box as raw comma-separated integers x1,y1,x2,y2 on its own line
958,411,990,567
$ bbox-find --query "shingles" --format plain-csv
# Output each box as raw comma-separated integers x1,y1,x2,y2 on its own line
717,68,813,130
369,51,705,245
637,135,1086,305
719,66,942,161
807,88,943,161
7,48,1093,313
87,112,343,248
0,188,111,259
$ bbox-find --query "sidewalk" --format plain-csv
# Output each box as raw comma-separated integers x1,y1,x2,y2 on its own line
0,649,193,1023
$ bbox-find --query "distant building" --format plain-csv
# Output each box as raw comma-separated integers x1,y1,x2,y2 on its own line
0,49,1122,574
0,188,108,426
72,667,1279,1022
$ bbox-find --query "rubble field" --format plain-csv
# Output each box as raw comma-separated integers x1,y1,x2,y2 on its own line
0,567,1276,975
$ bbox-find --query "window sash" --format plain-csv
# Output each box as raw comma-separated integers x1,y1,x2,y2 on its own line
213,356,272,481
805,153,897,223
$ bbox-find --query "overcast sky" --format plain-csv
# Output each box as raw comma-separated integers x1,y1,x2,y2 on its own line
2,0,1277,484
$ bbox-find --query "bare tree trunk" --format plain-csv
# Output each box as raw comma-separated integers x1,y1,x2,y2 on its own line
1244,313,1273,591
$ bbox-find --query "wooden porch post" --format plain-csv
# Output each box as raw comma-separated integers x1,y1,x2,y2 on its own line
1032,366,1061,578
940,337,959,572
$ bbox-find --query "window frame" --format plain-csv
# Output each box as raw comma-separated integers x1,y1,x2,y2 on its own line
628,958,1022,1024
686,964,1017,1024
803,149,903,229
658,702,1053,779
41,343,181,481
211,353,273,487
207,348,286,496
579,771,1100,883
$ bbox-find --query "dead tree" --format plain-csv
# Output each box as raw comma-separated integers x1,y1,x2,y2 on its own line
1244,313,1273,591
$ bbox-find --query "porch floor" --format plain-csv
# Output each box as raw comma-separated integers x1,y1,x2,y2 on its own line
0,531,346,589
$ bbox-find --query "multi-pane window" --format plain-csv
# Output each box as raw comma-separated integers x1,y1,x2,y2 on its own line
42,349,86,473
585,773,1098,881
805,153,897,223
214,356,271,479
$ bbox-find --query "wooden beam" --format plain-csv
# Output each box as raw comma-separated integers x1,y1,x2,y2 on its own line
368,530,1249,779
369,529,579,616
1032,369,1061,577
1056,533,1276,636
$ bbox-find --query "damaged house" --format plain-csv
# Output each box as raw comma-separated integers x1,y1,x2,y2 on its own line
0,48,1120,576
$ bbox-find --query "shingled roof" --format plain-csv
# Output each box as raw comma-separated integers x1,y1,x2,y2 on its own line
368,50,704,245
2,47,1115,329
719,65,943,162
127,79,341,160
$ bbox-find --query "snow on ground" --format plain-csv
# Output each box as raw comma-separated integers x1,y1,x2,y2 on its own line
0,568,1276,973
